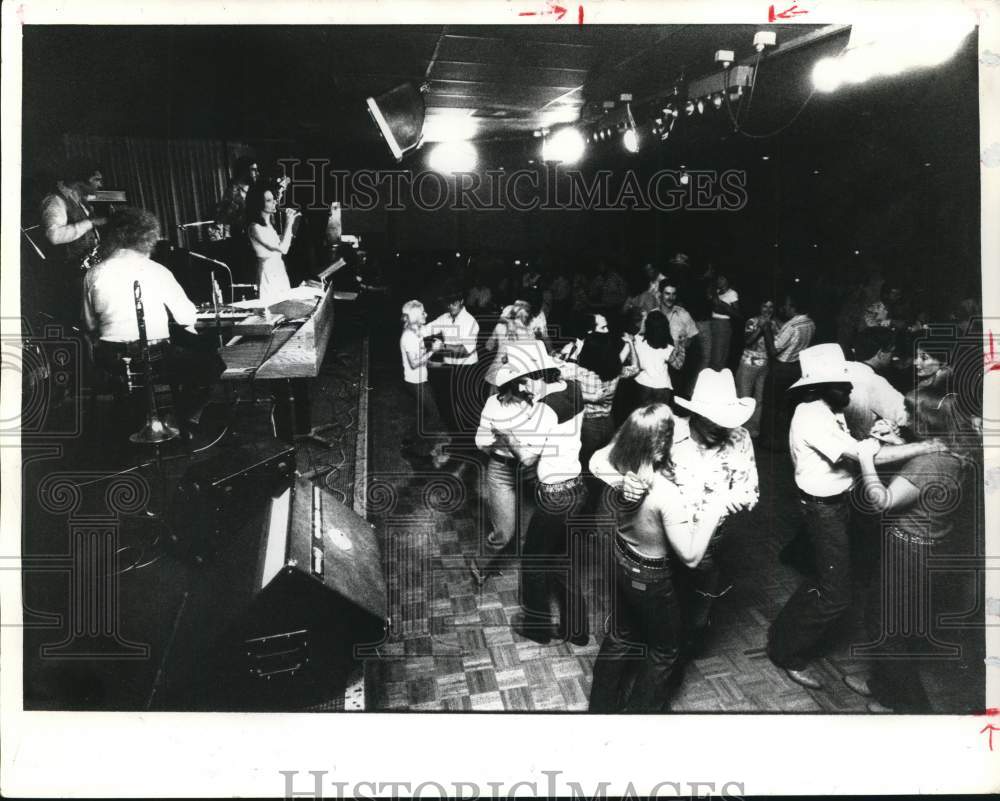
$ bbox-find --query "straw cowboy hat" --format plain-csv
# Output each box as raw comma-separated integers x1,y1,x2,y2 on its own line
492,341,559,387
790,343,853,390
675,368,756,429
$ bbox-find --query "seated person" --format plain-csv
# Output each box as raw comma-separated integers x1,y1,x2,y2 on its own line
82,207,223,429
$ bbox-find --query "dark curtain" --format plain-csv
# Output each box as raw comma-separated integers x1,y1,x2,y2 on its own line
62,135,250,246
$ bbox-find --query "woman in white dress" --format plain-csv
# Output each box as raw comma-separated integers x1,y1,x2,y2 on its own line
246,186,298,305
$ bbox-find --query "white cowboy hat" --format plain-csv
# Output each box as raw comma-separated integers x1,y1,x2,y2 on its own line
491,341,559,387
675,368,755,428
790,343,853,389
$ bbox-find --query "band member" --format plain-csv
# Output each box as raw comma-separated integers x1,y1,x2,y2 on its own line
38,161,108,321
82,207,223,430
246,185,299,305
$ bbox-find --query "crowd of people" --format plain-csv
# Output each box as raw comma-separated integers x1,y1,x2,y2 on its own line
398,253,983,713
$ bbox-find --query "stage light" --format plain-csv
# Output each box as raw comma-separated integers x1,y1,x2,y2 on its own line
542,127,587,164
422,110,478,143
812,19,974,93
679,171,690,186
366,82,426,162
622,102,640,154
427,140,478,174
812,57,843,93
712,93,724,109
761,155,770,161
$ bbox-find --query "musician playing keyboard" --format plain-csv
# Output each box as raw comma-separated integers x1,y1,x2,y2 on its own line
82,207,224,430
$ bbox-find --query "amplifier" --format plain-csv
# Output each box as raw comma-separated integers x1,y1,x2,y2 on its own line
171,439,296,562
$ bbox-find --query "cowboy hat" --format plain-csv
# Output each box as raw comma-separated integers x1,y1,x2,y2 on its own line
491,341,559,387
790,343,853,390
675,368,755,428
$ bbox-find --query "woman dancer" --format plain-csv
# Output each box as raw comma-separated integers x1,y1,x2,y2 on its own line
588,404,722,712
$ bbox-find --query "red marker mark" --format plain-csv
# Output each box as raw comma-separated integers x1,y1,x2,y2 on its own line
985,331,1000,373
768,3,809,21
519,0,571,21
981,723,1000,751
976,708,1000,716
578,4,585,25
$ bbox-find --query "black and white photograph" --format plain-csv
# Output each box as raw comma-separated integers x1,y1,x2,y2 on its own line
2,0,998,796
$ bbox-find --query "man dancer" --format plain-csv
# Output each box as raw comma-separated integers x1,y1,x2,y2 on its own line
426,290,481,456
767,344,944,689
761,288,816,451
488,342,589,645
657,278,700,396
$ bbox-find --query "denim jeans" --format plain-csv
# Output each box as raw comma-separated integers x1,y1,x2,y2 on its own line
860,533,939,711
768,495,852,670
634,384,673,407
477,456,534,570
709,318,732,370
761,359,801,452
589,538,683,712
403,381,447,455
734,358,768,438
519,477,588,640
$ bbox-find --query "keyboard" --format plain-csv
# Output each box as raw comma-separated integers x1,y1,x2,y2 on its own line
195,306,251,328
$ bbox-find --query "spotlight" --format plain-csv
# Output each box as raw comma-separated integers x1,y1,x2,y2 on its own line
761,155,770,161
366,82,426,162
427,140,478,174
712,93,724,109
679,171,690,186
541,127,587,164
622,101,640,154
715,49,735,68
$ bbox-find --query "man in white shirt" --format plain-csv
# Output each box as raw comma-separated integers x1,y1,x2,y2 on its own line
426,291,482,453
767,344,943,690
658,278,700,394
844,327,907,439
83,207,222,429
488,342,589,645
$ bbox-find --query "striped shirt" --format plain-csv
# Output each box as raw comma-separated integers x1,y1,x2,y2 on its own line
773,314,816,363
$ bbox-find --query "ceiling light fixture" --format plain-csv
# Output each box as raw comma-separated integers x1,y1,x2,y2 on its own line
427,140,478,174
622,100,640,154
541,126,587,165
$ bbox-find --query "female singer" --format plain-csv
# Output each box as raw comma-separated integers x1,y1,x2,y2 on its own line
246,186,298,305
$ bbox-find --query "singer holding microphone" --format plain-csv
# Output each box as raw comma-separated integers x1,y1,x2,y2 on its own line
246,186,299,305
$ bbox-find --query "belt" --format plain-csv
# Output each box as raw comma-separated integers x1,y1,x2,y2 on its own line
887,524,940,548
490,452,518,467
614,533,670,568
798,489,848,504
98,339,170,358
538,475,583,496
